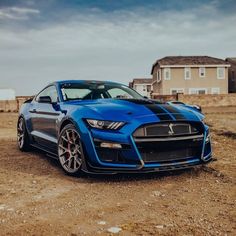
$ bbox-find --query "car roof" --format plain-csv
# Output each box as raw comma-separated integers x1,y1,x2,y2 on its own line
53,80,122,86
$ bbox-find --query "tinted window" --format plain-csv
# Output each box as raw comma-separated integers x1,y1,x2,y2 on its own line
36,86,58,103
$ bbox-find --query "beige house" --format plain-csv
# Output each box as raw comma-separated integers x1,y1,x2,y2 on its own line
151,56,230,95
129,78,152,98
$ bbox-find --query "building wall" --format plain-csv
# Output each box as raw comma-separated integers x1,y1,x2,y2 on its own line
133,83,152,97
152,66,228,95
152,65,163,95
228,61,236,93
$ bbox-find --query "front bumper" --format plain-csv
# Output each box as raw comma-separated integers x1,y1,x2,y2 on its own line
80,125,212,174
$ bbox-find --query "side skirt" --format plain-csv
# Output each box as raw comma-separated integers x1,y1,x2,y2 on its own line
30,143,58,160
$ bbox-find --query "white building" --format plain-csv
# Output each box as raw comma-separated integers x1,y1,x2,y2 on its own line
129,78,152,98
0,88,16,100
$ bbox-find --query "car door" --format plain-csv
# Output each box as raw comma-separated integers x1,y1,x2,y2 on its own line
30,85,61,153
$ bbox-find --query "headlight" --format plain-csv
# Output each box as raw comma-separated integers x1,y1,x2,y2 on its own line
86,119,125,130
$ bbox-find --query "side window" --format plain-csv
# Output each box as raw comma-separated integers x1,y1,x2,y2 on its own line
164,68,171,80
199,67,206,77
36,86,58,103
184,67,191,80
107,88,132,99
217,67,225,79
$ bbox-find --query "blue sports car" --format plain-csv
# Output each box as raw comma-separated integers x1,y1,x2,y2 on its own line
17,80,212,175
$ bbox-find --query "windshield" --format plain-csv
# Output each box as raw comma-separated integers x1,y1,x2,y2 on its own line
60,82,144,101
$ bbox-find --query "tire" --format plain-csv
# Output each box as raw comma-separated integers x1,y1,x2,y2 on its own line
58,124,84,176
17,117,31,151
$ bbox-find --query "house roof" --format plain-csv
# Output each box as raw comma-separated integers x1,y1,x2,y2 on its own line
226,57,236,65
132,78,152,84
151,56,230,74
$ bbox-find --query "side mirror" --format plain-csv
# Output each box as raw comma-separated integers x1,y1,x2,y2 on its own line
143,96,148,99
38,96,52,103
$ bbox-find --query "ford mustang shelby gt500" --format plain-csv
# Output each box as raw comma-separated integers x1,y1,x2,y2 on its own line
17,80,212,175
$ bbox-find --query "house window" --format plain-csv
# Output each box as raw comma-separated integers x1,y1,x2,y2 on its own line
217,67,225,79
211,88,220,94
184,67,191,80
147,85,151,92
157,70,161,82
170,88,184,95
143,85,146,91
199,67,206,77
189,88,207,94
164,68,171,80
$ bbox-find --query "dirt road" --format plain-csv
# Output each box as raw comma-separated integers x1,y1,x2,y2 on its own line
0,108,236,235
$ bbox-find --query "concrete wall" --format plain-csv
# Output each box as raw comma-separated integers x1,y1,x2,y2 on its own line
178,93,236,107
152,93,236,107
0,94,236,112
151,94,177,102
0,100,18,112
0,96,32,112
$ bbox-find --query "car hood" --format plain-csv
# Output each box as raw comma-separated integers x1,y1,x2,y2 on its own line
65,99,204,122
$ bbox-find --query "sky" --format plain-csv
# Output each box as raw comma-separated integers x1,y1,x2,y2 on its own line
0,0,236,95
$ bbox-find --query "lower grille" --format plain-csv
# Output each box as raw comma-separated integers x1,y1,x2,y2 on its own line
136,138,202,163
94,140,138,165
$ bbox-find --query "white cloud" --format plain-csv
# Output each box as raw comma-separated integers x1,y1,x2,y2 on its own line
0,4,236,95
0,6,39,20
10,7,40,15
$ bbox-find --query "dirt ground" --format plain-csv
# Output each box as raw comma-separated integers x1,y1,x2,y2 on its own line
0,107,236,236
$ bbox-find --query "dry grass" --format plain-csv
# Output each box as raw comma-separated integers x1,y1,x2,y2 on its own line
0,108,235,236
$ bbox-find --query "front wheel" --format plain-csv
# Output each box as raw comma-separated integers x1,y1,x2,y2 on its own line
17,117,31,151
58,124,84,175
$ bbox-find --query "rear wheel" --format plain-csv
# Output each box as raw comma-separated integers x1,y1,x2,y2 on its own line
58,124,83,175
17,117,30,151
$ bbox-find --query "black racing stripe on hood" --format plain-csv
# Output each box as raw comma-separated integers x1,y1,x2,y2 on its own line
145,104,173,121
118,99,162,105
118,99,173,121
161,104,186,120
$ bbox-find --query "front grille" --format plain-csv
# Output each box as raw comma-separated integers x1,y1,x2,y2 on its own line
133,122,201,138
136,138,203,163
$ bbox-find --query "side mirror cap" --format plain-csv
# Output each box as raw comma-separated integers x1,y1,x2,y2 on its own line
38,96,52,103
